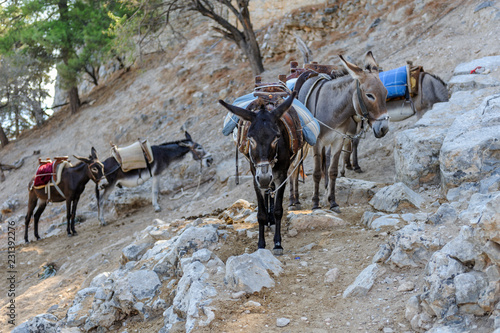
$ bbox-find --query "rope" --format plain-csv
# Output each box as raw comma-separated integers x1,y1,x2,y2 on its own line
267,150,307,198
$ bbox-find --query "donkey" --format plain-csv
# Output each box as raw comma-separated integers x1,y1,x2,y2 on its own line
294,52,389,213
24,147,105,243
342,70,449,174
97,131,212,225
219,92,298,255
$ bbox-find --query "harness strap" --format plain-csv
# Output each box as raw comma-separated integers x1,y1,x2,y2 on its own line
235,121,241,185
304,74,330,109
356,80,370,120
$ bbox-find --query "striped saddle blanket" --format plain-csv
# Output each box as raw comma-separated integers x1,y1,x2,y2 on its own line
379,66,408,99
222,91,320,147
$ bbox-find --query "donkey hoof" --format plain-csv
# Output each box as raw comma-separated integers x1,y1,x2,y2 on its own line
330,205,341,214
289,204,301,211
273,248,284,256
67,233,73,237
312,205,321,210
154,205,161,212
354,167,363,173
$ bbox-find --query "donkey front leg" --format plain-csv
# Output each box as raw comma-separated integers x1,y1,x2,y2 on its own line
33,201,47,241
98,183,115,226
152,175,161,212
311,145,323,210
272,176,287,255
70,196,81,236
351,137,362,173
254,185,268,250
327,140,344,213
24,192,38,243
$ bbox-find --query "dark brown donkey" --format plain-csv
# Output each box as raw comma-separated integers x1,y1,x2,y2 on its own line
24,147,105,243
219,92,300,255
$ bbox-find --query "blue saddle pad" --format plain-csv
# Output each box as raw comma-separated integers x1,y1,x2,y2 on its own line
379,66,408,99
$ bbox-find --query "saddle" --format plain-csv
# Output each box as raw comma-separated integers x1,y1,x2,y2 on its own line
33,157,71,189
237,76,304,156
111,138,154,172
287,61,340,80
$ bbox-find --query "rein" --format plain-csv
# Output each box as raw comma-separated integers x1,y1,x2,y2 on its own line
266,149,306,198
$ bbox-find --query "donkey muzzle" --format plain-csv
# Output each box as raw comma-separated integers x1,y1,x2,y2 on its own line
203,153,213,167
255,162,273,189
372,116,389,138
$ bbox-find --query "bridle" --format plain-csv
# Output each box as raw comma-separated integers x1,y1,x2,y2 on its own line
88,160,105,183
355,79,390,123
248,141,279,172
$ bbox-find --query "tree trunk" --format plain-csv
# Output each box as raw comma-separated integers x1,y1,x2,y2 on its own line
0,125,9,147
14,104,19,137
68,86,80,114
239,39,264,76
31,102,45,126
237,1,264,76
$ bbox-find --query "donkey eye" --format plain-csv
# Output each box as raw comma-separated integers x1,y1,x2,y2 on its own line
249,138,257,149
366,93,375,101
91,167,98,173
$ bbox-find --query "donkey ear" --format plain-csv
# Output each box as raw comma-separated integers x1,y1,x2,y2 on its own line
272,91,296,119
219,100,256,122
91,147,98,160
339,54,363,80
74,155,91,164
364,51,379,72
184,131,192,142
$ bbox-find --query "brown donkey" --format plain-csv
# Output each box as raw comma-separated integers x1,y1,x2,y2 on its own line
24,147,105,243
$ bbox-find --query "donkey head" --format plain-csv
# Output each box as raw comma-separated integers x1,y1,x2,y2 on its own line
219,92,296,189
340,52,389,138
74,147,105,184
179,131,213,167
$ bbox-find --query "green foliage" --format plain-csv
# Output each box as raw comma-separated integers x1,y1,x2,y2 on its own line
0,0,137,141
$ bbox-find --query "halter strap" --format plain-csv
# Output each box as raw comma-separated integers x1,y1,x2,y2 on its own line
355,79,390,123
88,161,105,183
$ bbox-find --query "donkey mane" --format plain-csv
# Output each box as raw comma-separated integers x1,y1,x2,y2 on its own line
426,72,447,86
329,67,349,79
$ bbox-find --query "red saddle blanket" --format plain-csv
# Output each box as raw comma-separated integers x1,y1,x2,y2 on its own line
34,163,54,187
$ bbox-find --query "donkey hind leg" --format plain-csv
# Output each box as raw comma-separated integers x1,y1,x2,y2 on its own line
152,175,161,212
327,140,344,213
24,192,39,243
